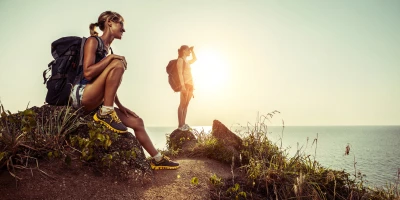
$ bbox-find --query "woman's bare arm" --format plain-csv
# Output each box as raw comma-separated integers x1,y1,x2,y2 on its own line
188,47,197,65
82,37,121,81
176,58,186,90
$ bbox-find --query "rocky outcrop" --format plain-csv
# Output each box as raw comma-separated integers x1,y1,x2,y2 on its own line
1,105,151,179
166,120,244,165
211,120,242,151
168,128,197,152
210,120,243,165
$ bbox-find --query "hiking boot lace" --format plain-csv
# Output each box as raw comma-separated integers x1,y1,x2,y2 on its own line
110,111,122,123
163,155,171,161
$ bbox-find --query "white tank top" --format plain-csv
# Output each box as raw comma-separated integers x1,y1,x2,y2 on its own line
181,59,193,85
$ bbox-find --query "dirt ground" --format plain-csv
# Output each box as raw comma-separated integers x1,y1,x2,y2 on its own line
0,157,233,200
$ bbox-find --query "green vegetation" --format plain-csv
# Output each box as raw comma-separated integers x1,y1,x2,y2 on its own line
0,103,150,181
191,176,199,186
164,112,400,200
0,103,81,179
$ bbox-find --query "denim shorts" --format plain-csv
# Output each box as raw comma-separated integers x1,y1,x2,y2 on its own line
70,84,86,109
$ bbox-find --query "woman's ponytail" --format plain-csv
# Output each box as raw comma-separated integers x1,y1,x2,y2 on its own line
90,11,123,36
89,22,99,36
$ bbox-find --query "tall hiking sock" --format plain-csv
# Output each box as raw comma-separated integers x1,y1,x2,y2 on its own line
100,105,114,115
153,152,162,162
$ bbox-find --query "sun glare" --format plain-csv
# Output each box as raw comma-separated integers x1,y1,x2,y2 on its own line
191,48,229,91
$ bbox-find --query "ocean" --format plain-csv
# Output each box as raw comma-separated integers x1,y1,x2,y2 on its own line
144,125,400,187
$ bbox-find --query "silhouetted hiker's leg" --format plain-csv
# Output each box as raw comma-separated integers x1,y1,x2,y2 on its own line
178,91,187,128
182,86,193,126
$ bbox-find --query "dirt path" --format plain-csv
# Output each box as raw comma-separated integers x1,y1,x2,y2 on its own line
141,158,232,200
0,158,232,200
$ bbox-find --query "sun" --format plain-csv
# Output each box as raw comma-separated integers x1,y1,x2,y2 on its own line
191,48,229,91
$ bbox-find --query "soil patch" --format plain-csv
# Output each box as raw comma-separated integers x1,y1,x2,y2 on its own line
0,157,232,200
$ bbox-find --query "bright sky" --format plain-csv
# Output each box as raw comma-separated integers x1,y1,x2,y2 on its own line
0,0,399,126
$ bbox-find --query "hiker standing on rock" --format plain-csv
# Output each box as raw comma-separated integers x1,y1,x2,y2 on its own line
70,11,179,170
177,45,197,131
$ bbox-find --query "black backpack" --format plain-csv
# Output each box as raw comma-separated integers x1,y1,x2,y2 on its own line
166,59,185,92
43,36,103,105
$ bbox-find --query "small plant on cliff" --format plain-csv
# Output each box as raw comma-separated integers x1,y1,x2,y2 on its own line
191,176,199,186
0,103,37,179
226,183,247,200
0,103,83,179
209,173,225,198
69,122,115,161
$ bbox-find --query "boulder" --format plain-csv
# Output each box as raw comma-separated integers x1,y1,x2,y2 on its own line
210,120,243,165
168,129,197,152
212,120,242,150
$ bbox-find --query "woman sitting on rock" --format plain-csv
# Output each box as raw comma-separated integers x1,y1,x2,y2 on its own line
70,11,179,170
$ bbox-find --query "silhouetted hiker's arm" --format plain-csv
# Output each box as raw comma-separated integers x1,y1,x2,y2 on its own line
189,47,197,65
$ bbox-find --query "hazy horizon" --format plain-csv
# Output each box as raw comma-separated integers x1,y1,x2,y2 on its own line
0,0,399,127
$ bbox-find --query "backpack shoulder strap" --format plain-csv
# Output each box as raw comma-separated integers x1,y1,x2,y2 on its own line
73,37,88,86
93,36,104,53
78,37,87,67
92,36,113,55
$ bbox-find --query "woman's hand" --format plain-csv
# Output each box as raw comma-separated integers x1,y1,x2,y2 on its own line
181,86,186,92
112,54,128,69
118,104,139,118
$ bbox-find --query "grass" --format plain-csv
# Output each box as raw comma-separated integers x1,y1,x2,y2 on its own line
164,111,400,200
0,103,83,179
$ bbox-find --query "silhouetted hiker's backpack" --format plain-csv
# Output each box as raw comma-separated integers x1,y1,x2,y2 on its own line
166,59,184,92
43,36,103,105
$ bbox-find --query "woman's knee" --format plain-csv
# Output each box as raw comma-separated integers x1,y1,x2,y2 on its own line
131,117,145,130
186,97,192,105
180,94,188,103
109,59,126,72
178,101,186,109
136,117,144,125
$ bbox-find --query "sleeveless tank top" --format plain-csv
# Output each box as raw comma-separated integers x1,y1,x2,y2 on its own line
80,37,108,84
181,59,193,86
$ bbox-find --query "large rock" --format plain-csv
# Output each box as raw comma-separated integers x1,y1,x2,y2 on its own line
212,120,242,150
210,120,243,165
